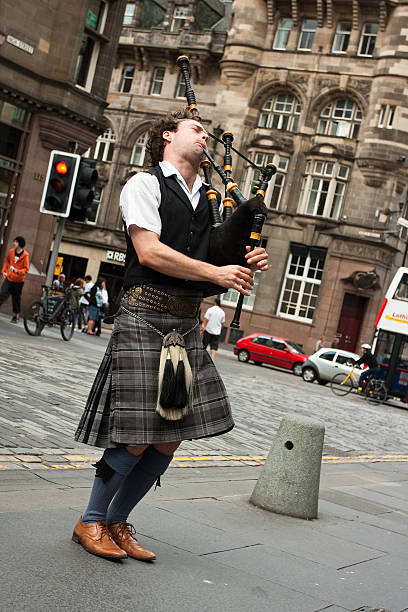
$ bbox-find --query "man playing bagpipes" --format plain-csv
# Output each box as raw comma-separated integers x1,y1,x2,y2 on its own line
72,110,269,562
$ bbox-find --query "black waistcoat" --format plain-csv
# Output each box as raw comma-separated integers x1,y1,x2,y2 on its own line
123,166,211,292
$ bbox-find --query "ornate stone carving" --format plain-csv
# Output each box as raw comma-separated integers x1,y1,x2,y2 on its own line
349,79,372,98
331,239,394,265
357,158,394,188
220,61,256,86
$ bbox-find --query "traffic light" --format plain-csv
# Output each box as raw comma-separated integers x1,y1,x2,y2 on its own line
40,151,80,217
69,160,99,222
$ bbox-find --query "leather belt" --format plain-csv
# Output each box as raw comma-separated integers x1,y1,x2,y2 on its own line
124,285,200,318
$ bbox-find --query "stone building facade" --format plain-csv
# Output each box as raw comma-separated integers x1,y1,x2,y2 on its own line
59,0,408,354
0,0,126,307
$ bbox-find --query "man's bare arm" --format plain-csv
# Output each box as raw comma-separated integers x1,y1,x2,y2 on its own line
129,225,255,295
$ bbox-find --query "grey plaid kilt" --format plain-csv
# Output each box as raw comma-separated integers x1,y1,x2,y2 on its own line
75,301,234,448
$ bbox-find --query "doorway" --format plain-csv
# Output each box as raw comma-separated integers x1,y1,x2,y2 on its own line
336,293,368,352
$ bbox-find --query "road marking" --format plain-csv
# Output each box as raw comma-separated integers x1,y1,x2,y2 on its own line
1,454,408,469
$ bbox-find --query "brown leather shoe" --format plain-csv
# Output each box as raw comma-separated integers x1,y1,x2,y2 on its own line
72,517,127,560
108,522,156,561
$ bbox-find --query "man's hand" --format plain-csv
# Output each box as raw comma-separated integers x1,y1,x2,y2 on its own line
245,246,268,271
212,265,254,296
2,272,7,279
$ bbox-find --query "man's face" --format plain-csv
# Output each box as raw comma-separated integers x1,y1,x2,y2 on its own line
163,119,209,160
60,274,66,282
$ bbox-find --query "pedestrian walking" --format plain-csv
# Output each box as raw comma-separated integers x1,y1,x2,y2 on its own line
0,236,29,323
201,297,225,360
69,278,85,328
94,279,109,336
73,110,269,562
314,336,324,352
85,278,104,335
79,275,93,332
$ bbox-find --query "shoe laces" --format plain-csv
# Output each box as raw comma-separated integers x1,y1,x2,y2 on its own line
97,520,111,542
115,521,137,542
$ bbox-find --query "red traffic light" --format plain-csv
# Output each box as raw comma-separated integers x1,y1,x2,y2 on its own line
55,161,68,174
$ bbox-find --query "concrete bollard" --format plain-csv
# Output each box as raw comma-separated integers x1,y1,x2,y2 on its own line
250,414,325,519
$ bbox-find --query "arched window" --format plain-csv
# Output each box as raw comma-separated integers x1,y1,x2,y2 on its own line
85,127,116,161
131,131,148,166
317,99,362,139
259,93,301,132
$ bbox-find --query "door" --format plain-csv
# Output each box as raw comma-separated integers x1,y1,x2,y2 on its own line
269,338,292,369
336,293,368,352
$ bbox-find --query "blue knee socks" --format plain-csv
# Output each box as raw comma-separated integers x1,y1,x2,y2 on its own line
106,446,173,525
82,447,143,524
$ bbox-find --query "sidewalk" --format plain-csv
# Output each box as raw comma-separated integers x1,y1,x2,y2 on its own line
1,460,408,612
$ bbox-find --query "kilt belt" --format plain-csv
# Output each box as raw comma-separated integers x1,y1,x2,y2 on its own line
124,285,200,318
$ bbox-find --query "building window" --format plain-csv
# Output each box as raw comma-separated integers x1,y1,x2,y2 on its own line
221,271,261,311
176,73,186,99
120,64,135,92
246,152,290,210
75,1,107,91
131,131,148,166
273,18,293,50
150,67,165,95
259,93,301,132
86,185,103,224
170,6,189,32
332,22,351,53
298,19,317,51
123,2,135,25
378,105,396,128
277,244,326,322
358,23,378,56
317,99,362,139
86,0,108,32
85,128,116,162
298,160,350,219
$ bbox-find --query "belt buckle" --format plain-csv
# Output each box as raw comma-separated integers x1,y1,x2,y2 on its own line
167,296,194,317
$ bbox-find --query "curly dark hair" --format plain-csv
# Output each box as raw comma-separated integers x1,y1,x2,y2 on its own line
145,109,202,167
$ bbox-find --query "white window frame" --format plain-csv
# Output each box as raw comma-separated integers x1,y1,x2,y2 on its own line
298,160,350,220
297,19,317,51
259,93,301,132
221,272,261,311
277,248,325,323
317,99,362,139
120,64,135,93
176,73,186,99
150,67,165,95
378,105,396,129
170,6,189,32
245,152,290,210
273,18,293,50
358,23,378,57
123,2,135,25
84,128,116,162
131,131,148,167
332,21,351,54
85,185,103,225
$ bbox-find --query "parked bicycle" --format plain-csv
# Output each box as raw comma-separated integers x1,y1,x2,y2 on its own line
330,367,388,403
23,285,75,341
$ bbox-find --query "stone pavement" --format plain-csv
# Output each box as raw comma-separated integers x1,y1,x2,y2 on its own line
1,461,408,611
1,314,408,471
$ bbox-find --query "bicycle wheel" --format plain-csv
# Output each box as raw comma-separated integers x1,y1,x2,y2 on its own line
23,301,45,336
330,372,354,396
60,308,74,341
365,379,388,404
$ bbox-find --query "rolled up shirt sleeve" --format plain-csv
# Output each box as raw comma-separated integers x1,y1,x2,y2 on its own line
120,172,162,236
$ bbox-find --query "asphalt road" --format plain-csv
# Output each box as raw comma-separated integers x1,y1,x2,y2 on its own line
0,313,407,463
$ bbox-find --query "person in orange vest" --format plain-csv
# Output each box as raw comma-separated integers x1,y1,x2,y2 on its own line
0,236,30,323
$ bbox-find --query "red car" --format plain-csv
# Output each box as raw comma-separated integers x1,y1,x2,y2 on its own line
234,333,308,376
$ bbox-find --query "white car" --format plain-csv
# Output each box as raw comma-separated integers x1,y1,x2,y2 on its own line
301,347,363,384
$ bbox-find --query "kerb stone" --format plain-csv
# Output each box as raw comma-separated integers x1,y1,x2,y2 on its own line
250,414,325,519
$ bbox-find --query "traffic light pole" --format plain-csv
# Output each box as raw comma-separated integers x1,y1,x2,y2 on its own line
45,217,66,287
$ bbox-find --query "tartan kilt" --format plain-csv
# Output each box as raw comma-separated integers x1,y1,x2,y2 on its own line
74,303,234,448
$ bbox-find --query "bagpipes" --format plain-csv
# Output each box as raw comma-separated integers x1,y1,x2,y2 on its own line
176,55,276,328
